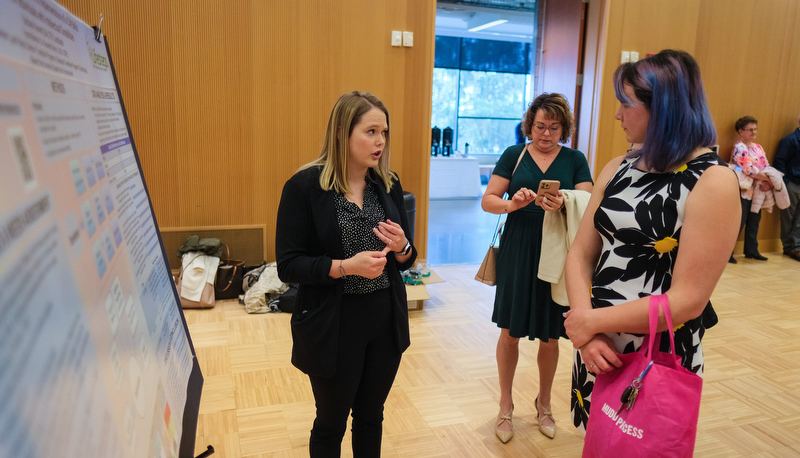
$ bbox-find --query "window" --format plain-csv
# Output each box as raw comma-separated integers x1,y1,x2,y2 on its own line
432,37,533,154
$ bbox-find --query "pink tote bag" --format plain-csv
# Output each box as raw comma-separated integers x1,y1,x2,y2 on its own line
582,294,702,458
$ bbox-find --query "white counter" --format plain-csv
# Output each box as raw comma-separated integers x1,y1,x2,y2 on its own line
429,156,482,199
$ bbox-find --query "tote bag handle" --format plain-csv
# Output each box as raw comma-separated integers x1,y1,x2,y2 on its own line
646,294,677,358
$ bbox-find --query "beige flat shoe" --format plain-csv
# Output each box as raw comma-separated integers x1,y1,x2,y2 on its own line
536,395,555,439
495,405,514,443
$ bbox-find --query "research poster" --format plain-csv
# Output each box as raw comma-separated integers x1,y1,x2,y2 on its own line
0,1,199,457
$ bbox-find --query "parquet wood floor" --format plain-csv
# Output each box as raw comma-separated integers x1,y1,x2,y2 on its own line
185,252,800,457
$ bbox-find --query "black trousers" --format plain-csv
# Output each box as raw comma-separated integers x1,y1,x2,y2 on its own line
308,288,402,458
780,180,800,252
740,197,762,256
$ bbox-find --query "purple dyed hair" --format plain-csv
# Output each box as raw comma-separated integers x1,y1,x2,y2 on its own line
613,49,717,172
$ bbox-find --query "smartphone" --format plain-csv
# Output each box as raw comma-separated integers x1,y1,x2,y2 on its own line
535,180,560,206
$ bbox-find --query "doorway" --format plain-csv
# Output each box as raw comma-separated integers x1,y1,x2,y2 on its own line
429,0,594,266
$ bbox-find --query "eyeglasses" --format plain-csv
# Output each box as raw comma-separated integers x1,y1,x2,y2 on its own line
742,128,758,133
533,123,562,135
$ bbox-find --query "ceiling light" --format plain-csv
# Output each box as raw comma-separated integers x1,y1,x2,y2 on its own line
468,19,508,32
467,14,508,32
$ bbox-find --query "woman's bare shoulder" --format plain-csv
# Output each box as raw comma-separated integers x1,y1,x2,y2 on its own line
595,155,628,187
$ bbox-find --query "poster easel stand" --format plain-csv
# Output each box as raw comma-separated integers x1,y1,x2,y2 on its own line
196,445,215,457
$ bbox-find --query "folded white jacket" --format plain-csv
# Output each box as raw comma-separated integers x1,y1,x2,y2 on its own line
180,252,220,302
538,189,591,306
750,166,790,213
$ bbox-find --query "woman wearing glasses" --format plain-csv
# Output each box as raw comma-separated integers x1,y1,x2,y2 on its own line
730,116,772,261
482,93,593,442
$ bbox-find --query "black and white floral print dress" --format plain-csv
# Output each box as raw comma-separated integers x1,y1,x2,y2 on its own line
570,152,722,432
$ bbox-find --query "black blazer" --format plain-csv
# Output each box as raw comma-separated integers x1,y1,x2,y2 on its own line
275,166,417,377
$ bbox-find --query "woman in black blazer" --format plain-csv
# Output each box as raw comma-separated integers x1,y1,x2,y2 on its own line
276,91,416,457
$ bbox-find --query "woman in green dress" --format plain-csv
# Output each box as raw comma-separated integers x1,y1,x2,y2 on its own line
481,93,593,442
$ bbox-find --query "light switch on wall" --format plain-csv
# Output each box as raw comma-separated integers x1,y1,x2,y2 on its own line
630,51,639,62
621,51,631,63
403,31,413,47
391,31,402,47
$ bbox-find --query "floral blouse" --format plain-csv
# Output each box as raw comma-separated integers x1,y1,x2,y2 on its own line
731,141,768,200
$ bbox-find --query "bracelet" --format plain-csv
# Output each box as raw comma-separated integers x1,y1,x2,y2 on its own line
338,260,346,278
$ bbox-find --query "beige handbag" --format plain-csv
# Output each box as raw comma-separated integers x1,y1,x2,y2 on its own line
177,272,216,308
176,253,217,309
475,222,503,285
475,145,527,285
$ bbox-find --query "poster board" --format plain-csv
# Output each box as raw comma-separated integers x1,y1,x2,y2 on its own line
0,1,202,457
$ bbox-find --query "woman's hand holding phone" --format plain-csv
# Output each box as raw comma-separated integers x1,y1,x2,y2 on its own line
535,180,562,211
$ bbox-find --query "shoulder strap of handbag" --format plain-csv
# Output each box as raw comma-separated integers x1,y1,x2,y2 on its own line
491,219,504,246
489,144,529,245
512,143,529,176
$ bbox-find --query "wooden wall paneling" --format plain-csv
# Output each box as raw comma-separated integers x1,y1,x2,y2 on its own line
778,2,800,134
696,0,798,160
121,3,181,229
56,0,435,263
401,0,436,257
770,0,800,137
588,0,800,252
774,0,800,134
202,1,253,227
538,0,583,118
758,0,799,249
58,0,182,227
593,0,702,175
694,0,742,163
700,0,781,158
170,0,201,227
383,0,407,183
250,0,300,264
342,1,389,93
576,0,607,176
183,0,255,228
694,0,800,252
591,0,625,175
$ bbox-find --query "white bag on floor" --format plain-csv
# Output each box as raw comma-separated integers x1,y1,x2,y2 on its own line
242,262,288,313
180,252,219,302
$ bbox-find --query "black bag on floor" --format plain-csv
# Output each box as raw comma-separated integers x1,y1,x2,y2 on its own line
215,258,245,300
270,283,298,313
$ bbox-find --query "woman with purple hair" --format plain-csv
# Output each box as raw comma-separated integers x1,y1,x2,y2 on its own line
562,50,741,433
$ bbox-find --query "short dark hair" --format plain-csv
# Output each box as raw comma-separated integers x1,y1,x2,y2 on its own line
520,93,573,144
735,116,757,132
613,49,717,172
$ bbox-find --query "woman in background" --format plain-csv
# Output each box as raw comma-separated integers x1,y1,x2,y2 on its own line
730,115,772,261
564,50,739,436
482,93,593,442
276,91,416,457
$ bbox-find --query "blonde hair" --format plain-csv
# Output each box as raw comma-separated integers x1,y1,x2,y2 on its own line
302,91,395,194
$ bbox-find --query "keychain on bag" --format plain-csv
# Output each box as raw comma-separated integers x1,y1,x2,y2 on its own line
616,361,653,415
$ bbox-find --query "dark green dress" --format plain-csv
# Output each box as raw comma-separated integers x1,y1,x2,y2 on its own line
491,143,593,340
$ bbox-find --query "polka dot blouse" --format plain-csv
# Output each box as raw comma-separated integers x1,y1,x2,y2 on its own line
334,180,391,294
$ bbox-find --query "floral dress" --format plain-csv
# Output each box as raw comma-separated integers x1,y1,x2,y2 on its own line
570,152,722,432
